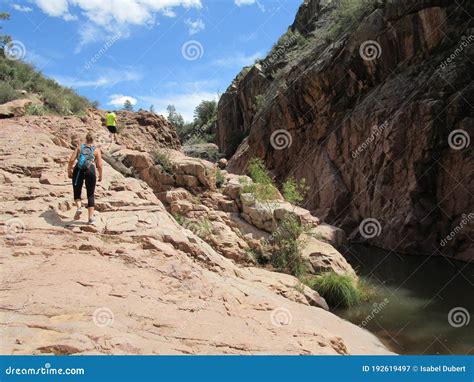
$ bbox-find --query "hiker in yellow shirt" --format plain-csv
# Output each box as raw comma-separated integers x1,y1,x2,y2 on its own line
106,111,117,135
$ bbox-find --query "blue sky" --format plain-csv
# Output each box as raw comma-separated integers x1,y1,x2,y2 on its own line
3,0,301,121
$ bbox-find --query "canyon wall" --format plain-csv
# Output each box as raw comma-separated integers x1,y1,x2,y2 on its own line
217,0,473,260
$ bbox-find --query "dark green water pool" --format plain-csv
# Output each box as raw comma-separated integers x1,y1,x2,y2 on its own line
337,245,474,355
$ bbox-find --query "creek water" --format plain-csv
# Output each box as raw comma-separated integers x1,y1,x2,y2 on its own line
336,245,474,355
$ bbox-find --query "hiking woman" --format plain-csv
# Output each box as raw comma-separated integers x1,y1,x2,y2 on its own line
67,132,103,225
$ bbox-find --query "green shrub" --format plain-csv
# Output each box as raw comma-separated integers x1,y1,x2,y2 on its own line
153,150,173,174
183,217,213,240
240,158,280,201
215,168,225,188
240,178,257,195
307,271,364,308
175,214,213,241
25,103,47,115
68,93,91,114
282,177,308,206
270,29,306,56
254,94,265,111
173,213,185,225
0,81,18,103
357,278,377,301
240,177,279,202
270,214,310,277
195,218,213,240
247,158,273,184
186,135,206,145
245,247,269,265
0,55,92,115
327,0,376,39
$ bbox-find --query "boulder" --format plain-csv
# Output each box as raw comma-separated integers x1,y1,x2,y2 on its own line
310,223,347,248
223,174,250,201
0,98,42,118
183,143,219,162
302,237,356,277
240,193,319,233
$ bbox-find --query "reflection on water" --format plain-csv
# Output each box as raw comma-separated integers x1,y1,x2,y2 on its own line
337,245,474,355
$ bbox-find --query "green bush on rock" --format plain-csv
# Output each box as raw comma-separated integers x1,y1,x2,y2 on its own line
153,150,173,175
269,214,311,277
282,177,308,206
0,55,93,114
240,158,280,201
327,0,377,39
306,271,366,308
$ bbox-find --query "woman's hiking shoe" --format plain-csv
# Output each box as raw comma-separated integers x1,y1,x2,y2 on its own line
74,207,84,220
88,217,96,225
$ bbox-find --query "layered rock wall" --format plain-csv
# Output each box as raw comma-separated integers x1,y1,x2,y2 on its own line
217,0,473,260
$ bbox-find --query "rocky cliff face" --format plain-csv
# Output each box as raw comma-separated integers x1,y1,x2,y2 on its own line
217,0,473,261
0,112,389,355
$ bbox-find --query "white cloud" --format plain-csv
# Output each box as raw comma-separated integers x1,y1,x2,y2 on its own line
108,94,138,108
162,8,176,17
32,0,68,17
11,4,33,12
141,91,217,122
75,23,102,53
213,51,262,69
185,18,205,35
31,0,202,50
234,0,264,11
32,0,75,20
63,13,78,21
31,0,202,26
234,0,255,5
53,69,142,88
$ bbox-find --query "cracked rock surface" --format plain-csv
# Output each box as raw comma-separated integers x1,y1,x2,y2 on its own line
0,117,391,355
